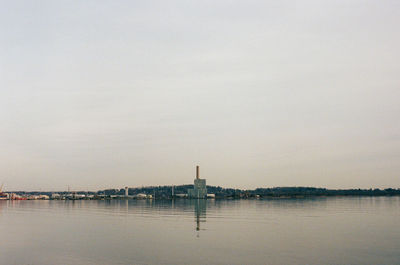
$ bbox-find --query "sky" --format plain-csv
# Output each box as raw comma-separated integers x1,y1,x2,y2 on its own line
1,0,399,191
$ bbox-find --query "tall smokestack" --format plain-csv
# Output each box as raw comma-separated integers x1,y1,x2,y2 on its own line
196,166,199,179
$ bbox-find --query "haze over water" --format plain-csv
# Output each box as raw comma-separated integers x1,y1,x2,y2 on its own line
1,197,399,265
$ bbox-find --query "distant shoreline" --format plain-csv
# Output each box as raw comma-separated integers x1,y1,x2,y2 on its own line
3,186,400,200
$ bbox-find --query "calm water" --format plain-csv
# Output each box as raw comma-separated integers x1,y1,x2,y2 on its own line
1,197,399,265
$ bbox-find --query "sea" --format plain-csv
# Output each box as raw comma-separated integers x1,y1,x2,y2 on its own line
1,197,399,265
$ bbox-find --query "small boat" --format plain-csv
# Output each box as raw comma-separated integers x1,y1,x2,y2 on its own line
0,183,9,200
0,193,8,200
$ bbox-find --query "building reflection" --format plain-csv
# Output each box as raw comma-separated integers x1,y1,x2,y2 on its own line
109,198,208,235
192,199,207,233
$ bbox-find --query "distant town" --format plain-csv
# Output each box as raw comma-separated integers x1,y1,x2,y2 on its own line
1,167,399,200
2,186,400,200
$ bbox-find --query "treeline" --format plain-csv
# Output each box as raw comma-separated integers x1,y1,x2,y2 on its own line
13,186,400,199
99,186,400,199
251,187,400,197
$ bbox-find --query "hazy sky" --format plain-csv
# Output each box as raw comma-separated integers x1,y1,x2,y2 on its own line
1,0,399,191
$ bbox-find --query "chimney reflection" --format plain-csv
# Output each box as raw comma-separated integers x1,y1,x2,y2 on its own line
193,199,206,233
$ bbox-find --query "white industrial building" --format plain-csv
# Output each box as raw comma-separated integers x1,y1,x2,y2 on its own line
188,166,207,199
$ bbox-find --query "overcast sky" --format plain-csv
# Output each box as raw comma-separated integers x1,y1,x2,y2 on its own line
1,0,399,191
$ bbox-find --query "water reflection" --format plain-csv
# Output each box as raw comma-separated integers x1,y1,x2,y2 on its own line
1,198,400,265
192,199,207,233
117,198,209,234
0,201,5,214
87,198,209,235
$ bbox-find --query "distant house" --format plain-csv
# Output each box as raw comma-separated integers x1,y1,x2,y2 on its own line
51,193,61,199
133,193,149,199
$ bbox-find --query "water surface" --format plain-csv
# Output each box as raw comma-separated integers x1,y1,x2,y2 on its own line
1,197,399,265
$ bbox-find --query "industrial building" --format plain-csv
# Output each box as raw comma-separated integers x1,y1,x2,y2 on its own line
188,166,207,199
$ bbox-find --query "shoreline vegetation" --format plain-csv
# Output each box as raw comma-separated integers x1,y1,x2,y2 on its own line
6,186,400,200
